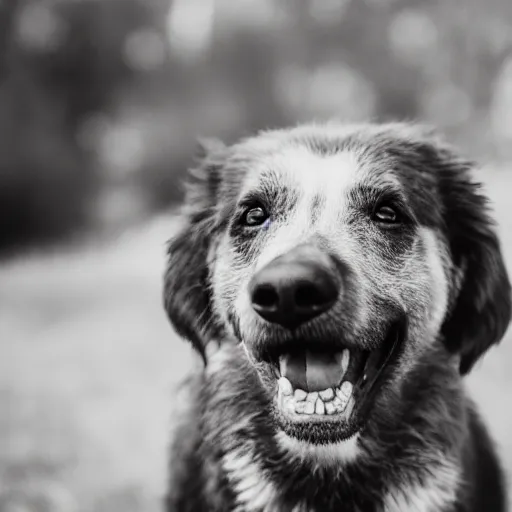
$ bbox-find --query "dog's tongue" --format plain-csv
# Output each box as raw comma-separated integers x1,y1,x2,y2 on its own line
279,351,343,392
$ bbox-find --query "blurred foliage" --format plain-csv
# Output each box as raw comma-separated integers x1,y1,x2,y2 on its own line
0,0,161,254
1,0,512,254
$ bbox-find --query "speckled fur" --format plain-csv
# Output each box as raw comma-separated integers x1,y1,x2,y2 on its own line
164,123,511,512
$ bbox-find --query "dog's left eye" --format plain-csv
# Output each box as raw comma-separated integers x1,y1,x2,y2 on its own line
241,206,269,227
373,205,400,224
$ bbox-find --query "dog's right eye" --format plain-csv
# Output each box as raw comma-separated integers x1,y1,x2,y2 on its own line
241,206,269,227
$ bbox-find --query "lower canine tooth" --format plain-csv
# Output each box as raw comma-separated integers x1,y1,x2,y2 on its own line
294,389,307,401
278,377,293,396
315,399,325,415
339,381,353,398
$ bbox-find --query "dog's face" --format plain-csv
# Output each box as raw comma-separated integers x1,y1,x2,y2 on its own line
165,123,511,447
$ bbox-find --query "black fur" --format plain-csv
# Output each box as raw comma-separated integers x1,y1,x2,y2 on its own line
163,139,227,362
163,123,511,512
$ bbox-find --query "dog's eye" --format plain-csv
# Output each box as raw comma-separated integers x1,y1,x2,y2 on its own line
373,205,399,224
241,206,269,227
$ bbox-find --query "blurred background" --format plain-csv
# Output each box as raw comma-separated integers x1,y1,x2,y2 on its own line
1,0,512,510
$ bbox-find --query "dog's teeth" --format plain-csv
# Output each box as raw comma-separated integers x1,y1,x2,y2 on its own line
315,398,325,415
341,381,353,396
295,401,306,414
333,395,348,412
278,377,293,396
319,388,334,401
339,381,353,398
341,349,350,377
294,389,307,401
336,383,353,404
304,401,315,415
332,396,342,412
306,391,318,403
325,402,336,415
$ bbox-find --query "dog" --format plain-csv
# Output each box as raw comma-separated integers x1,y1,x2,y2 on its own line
163,122,511,512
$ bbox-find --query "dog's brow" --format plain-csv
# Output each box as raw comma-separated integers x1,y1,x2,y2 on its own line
350,183,406,204
240,172,299,211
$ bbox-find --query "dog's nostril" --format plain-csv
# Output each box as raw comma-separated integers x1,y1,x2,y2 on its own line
253,285,280,309
295,283,327,309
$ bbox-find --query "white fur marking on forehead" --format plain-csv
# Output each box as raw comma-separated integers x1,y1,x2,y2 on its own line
245,147,361,271
241,145,360,203
269,145,359,200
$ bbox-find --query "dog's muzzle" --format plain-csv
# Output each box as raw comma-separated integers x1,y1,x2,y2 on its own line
243,244,406,441
248,243,352,392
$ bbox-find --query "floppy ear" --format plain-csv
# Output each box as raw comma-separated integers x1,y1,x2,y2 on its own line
435,147,511,375
163,138,227,363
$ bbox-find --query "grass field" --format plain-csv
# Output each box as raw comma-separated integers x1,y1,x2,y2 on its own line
1,167,512,511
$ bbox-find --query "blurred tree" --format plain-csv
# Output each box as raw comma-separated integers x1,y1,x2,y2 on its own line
0,0,160,255
1,0,512,255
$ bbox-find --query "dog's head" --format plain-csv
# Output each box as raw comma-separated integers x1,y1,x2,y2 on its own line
164,123,511,445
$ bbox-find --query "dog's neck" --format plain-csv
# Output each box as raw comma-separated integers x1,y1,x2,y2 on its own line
221,440,460,512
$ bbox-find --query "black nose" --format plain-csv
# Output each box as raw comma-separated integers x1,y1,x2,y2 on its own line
249,244,340,329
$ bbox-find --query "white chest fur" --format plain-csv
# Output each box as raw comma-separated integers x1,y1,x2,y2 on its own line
382,461,460,512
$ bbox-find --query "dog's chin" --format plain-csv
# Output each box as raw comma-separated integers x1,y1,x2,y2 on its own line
251,318,407,445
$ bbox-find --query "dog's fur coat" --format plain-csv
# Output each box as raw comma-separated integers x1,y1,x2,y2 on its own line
164,123,511,512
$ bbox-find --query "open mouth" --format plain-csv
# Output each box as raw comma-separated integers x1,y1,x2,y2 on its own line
265,318,407,443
